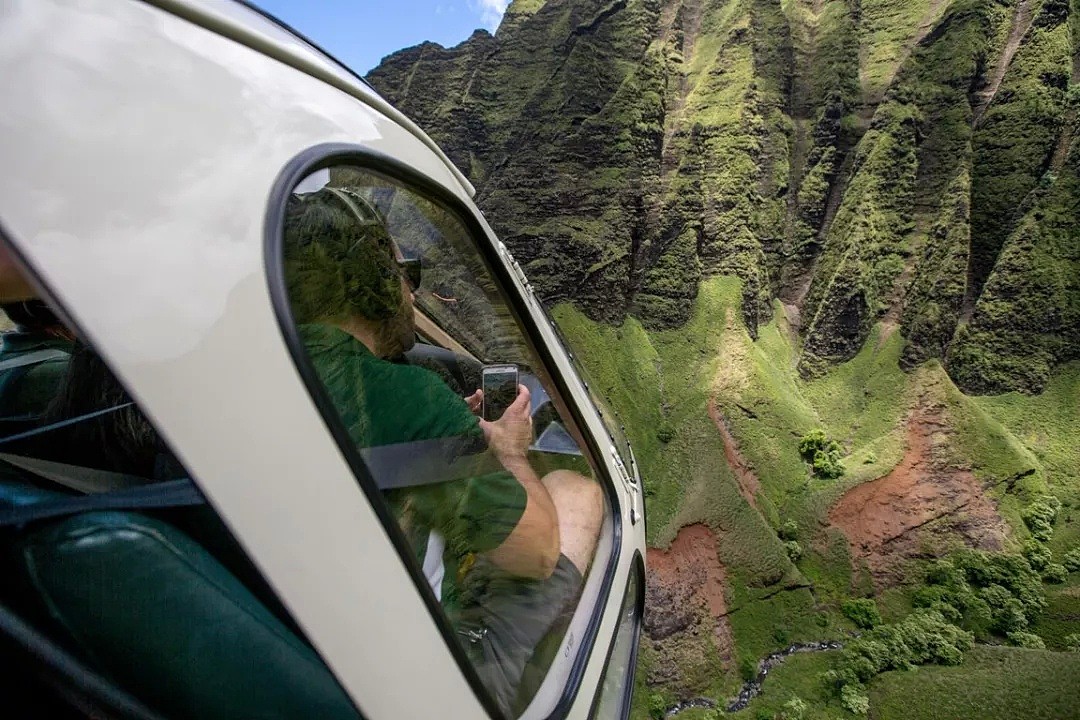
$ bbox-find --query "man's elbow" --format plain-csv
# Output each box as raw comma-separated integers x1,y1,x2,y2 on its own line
537,529,561,579
513,524,559,580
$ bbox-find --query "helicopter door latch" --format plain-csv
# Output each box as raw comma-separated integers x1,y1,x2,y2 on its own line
610,446,641,525
497,241,535,297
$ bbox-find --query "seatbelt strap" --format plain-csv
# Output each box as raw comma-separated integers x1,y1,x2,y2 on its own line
0,453,145,493
0,433,504,529
358,436,500,490
0,348,69,374
0,438,504,526
0,439,511,527
0,478,204,527
0,402,134,447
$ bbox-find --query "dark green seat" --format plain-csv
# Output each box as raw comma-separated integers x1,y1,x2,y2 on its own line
1,482,362,720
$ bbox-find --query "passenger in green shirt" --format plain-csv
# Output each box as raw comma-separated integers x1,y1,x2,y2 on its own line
299,321,528,619
283,186,603,716
0,301,74,422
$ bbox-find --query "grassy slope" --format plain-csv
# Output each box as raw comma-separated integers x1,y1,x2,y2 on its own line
977,364,1080,652
858,0,938,100
870,645,1080,719
558,279,818,699
560,277,903,705
558,275,1080,717
976,362,1080,552
732,652,848,719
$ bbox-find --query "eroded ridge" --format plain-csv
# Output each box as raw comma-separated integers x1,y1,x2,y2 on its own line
829,405,1008,586
645,524,733,689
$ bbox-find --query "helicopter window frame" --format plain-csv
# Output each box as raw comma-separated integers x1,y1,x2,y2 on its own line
587,552,644,720
263,143,623,720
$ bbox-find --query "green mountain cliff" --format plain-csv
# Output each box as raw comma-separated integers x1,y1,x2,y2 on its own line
369,1,1080,717
371,0,1078,394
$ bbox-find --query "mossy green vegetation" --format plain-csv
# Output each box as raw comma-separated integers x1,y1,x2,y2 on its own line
840,598,882,629
869,644,1080,719
562,274,1079,718
976,363,1080,551
824,610,974,706
858,0,942,100
1033,574,1080,649
912,551,1047,640
797,430,845,479
370,1,1080,716
967,0,1074,304
798,99,918,376
732,652,848,719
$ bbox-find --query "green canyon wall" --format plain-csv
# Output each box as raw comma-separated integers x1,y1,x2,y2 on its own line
369,1,1080,717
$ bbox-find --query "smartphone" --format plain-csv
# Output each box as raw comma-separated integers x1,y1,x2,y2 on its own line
482,364,519,421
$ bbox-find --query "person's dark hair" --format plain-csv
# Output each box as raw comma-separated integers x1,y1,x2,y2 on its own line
45,343,162,477
283,188,402,324
2,300,62,332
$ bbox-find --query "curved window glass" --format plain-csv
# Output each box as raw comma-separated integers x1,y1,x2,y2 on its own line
541,307,636,482
591,557,644,720
275,163,611,717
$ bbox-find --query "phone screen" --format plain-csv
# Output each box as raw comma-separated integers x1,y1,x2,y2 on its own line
482,365,519,421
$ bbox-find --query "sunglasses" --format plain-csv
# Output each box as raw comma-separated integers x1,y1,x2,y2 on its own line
397,257,422,290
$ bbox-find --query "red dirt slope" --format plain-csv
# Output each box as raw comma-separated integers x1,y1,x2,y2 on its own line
830,407,1008,586
644,524,733,688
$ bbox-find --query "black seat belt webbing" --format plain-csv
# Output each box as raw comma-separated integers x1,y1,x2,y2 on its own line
0,348,69,374
0,453,145,493
0,402,134,447
0,479,204,528
0,438,503,527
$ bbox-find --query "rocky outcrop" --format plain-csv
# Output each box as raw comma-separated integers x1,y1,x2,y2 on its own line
644,524,733,691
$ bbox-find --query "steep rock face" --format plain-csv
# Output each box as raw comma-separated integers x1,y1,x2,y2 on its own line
368,0,1080,392
370,0,788,330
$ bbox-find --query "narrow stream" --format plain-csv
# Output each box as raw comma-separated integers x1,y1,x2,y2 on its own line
665,640,844,717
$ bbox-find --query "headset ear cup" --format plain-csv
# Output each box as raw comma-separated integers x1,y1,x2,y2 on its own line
283,186,405,323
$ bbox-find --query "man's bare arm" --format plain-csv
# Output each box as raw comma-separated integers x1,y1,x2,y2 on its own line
479,385,560,579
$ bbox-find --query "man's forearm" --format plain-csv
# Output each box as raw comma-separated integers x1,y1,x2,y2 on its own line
484,452,561,579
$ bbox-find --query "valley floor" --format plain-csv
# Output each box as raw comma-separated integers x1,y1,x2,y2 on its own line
554,276,1080,719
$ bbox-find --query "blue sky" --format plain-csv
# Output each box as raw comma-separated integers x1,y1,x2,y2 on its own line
252,0,509,76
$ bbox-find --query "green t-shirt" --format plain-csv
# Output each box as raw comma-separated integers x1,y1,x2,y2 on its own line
299,324,527,618
0,331,72,419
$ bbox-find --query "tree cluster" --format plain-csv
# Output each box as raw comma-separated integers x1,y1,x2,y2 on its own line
824,610,973,715
912,550,1046,641
1022,495,1062,543
841,598,882,630
797,430,845,479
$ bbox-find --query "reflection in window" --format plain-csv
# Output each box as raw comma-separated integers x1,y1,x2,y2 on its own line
592,563,643,719
281,166,609,716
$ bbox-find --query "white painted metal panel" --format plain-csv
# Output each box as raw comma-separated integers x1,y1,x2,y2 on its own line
0,0,647,716
0,1,482,718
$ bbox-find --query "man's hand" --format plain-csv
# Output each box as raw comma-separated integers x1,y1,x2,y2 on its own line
478,383,560,580
479,384,533,460
464,388,483,416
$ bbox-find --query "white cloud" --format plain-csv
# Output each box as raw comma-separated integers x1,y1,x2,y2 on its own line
473,0,510,31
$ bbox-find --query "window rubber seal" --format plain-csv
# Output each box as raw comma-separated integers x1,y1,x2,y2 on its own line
586,552,644,720
263,143,623,720
234,0,377,90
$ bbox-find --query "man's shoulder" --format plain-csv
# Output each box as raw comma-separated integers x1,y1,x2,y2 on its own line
297,324,478,442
